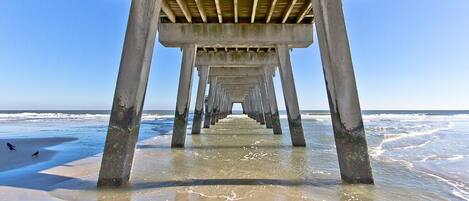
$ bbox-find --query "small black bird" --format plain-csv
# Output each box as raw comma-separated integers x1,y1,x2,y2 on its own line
6,143,16,151
32,151,39,157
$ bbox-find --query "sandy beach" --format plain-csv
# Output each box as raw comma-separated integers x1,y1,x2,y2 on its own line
0,137,77,172
0,115,456,201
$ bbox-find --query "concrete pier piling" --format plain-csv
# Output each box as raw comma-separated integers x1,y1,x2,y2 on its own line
99,0,374,187
211,85,220,125
192,65,209,134
276,44,306,146
204,77,216,128
98,0,162,187
313,0,374,184
254,86,265,125
171,44,197,147
264,68,282,134
259,76,273,128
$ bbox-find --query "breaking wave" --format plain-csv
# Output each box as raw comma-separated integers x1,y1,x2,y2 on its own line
0,112,173,122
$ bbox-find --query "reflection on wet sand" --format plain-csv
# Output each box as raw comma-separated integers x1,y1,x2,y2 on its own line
48,115,444,201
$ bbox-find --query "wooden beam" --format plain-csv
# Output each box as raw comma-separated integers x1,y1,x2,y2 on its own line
161,0,176,23
251,0,258,23
175,0,192,23
194,0,207,22
234,0,238,23
266,0,277,23
296,2,312,23
214,0,223,23
281,0,297,23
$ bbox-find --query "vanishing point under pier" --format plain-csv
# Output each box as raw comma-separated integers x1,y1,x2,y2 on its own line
98,0,374,190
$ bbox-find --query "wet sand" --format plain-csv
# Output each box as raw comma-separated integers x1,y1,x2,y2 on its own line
0,137,77,172
0,115,448,200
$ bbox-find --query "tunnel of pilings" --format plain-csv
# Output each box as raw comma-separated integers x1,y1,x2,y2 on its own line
97,0,374,188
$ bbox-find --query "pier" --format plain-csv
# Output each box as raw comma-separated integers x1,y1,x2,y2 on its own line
98,0,374,188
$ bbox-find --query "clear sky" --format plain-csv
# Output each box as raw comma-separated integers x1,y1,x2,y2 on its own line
1,0,468,110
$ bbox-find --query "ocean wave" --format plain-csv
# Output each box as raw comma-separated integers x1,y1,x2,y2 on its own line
0,112,174,122
420,154,465,162
416,168,469,200
373,153,469,200
370,126,445,158
0,112,109,121
282,113,469,124
141,114,173,120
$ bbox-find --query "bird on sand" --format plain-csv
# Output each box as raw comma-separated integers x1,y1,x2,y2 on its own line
32,151,39,157
6,143,16,151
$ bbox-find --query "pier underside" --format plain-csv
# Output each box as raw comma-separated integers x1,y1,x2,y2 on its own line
98,0,374,187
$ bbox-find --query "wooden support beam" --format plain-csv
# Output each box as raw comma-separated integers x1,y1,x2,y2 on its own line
175,0,192,23
282,0,297,23
296,2,312,23
194,0,207,22
214,0,223,23
251,0,259,23
161,0,176,23
266,0,277,23
234,0,238,23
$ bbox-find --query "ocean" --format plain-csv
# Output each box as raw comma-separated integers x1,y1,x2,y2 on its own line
0,110,468,200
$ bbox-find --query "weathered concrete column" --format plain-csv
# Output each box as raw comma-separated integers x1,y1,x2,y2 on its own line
191,66,209,134
276,44,306,146
313,0,373,184
259,76,273,128
204,77,217,128
244,98,252,118
98,0,162,187
248,97,254,120
217,92,223,121
241,102,246,114
211,86,221,125
171,44,197,147
215,88,223,123
254,86,265,125
264,68,282,134
248,94,257,121
219,90,226,120
230,102,234,114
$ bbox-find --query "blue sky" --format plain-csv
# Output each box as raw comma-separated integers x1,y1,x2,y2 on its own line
0,0,468,110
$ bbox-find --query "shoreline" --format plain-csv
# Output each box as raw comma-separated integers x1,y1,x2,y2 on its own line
0,137,78,173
